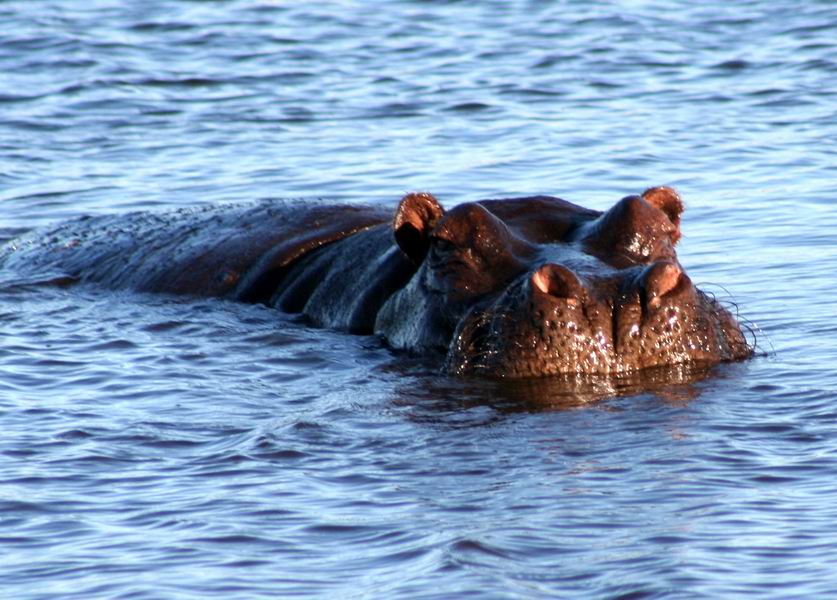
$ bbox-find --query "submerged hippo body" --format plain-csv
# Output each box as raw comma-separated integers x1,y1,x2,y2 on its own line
0,188,752,377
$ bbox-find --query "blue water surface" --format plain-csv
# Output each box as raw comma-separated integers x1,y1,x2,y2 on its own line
1,1,837,598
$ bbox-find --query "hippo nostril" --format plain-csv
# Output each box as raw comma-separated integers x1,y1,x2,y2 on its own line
641,261,682,308
531,263,584,303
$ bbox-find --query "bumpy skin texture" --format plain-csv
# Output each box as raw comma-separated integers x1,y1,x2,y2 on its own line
0,189,752,378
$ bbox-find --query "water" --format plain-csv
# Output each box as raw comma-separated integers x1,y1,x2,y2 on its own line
1,1,836,597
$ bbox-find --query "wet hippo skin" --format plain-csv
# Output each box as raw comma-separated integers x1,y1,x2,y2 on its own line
1,187,752,378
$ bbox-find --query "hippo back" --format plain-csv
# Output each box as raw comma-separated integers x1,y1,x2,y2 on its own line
0,200,390,298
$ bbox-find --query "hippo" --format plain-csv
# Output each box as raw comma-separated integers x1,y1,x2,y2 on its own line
0,187,752,377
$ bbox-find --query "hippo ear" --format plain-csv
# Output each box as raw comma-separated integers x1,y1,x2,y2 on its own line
393,192,445,264
642,186,683,243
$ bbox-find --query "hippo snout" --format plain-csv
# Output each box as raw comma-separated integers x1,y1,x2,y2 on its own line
445,258,749,378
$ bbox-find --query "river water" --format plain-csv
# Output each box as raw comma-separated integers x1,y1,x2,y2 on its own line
1,1,836,598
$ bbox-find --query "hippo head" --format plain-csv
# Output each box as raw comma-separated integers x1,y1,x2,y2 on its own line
375,188,752,378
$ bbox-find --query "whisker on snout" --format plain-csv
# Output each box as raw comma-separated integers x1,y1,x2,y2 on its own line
695,283,769,357
446,307,522,374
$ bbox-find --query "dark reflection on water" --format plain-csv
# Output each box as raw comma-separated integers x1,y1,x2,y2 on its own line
2,0,837,598
391,364,718,417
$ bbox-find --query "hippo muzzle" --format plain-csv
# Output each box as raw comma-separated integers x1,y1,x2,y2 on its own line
444,259,750,377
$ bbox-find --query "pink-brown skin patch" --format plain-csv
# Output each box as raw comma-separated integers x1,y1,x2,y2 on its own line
379,187,751,378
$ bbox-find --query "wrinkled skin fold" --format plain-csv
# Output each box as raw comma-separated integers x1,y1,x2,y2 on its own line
0,188,752,378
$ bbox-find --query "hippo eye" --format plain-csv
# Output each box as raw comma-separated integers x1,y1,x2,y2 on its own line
428,238,457,264
427,238,483,277
433,238,456,253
